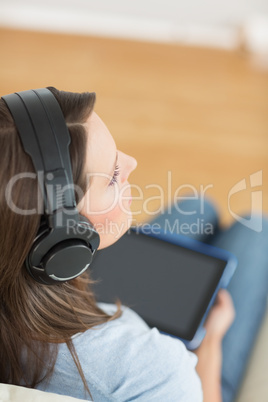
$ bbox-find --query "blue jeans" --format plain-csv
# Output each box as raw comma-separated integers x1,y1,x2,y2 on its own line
149,199,268,402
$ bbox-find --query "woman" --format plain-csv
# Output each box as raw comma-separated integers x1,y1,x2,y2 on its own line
0,87,267,402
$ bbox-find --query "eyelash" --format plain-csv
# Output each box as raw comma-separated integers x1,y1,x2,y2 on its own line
109,164,120,186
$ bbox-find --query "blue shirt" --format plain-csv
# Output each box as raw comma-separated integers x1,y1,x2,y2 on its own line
37,303,203,401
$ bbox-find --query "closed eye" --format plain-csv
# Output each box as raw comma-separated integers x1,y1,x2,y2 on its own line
109,164,120,186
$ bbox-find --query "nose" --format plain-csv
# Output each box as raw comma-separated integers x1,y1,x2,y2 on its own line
128,155,137,173
120,152,137,183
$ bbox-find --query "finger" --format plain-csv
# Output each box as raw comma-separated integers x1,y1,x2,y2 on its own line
218,289,236,320
217,288,232,306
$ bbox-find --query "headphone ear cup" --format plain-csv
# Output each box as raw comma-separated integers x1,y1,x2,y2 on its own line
77,214,100,248
28,217,49,255
78,214,91,225
25,218,50,283
78,214,93,225
26,215,100,285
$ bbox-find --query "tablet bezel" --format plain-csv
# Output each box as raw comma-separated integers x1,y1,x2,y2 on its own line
133,226,237,349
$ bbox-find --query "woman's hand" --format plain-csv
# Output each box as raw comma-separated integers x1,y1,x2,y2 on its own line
195,289,235,402
204,288,235,341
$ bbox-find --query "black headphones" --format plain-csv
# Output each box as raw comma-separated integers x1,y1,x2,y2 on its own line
2,88,100,285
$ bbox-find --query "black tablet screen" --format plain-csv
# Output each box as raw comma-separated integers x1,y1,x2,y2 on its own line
90,231,226,340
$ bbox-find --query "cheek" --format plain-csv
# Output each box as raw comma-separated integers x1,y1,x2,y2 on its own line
88,184,131,219
91,200,130,227
106,202,123,220
89,202,132,249
80,184,132,249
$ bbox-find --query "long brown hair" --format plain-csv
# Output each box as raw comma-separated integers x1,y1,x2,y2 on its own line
0,87,121,396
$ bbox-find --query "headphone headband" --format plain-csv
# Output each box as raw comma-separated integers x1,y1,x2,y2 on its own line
3,89,77,222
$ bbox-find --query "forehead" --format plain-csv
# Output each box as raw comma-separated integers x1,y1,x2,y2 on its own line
84,112,116,175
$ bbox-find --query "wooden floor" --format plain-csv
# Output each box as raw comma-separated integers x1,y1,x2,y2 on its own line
1,27,267,226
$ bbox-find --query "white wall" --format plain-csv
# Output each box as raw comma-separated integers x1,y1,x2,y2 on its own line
1,0,268,49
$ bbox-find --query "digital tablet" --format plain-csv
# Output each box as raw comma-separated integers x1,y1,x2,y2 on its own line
90,227,237,349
